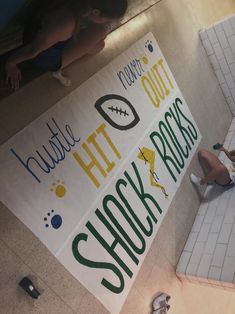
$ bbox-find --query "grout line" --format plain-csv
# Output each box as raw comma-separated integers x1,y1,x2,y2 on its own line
1,239,78,314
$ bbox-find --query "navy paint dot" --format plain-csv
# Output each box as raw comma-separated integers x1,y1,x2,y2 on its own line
44,210,63,230
145,40,154,53
148,44,153,52
51,215,63,229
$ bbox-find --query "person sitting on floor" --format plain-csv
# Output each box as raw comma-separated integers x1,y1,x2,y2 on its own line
190,147,235,187
5,0,128,90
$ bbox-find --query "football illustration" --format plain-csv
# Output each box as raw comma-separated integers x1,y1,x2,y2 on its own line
95,94,140,131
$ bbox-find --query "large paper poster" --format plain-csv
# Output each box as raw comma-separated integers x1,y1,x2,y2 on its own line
0,33,201,313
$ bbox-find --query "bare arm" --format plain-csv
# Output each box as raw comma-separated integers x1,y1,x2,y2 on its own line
5,12,75,90
220,146,235,162
7,20,75,66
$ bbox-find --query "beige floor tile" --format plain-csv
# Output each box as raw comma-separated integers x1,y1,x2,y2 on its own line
185,0,235,28
0,242,75,314
24,242,92,313
133,243,177,299
0,202,41,260
171,186,200,223
0,87,52,137
0,240,24,286
132,242,163,292
181,281,235,314
1,273,76,314
152,204,192,267
0,123,10,145
121,287,149,314
78,292,109,314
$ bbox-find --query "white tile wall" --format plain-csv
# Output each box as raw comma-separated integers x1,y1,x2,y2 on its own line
177,118,235,290
200,15,235,115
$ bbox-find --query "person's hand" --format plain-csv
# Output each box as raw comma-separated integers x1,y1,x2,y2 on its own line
5,62,22,90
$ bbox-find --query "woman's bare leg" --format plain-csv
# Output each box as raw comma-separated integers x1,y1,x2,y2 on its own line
53,25,106,86
198,149,230,185
64,39,105,65
61,24,107,69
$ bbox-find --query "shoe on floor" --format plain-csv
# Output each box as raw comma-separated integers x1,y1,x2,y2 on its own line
52,70,71,87
190,173,202,186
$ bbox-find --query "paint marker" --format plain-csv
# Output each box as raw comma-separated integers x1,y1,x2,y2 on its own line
213,143,222,150
19,277,40,299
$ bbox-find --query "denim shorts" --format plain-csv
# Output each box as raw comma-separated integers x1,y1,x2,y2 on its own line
33,39,72,72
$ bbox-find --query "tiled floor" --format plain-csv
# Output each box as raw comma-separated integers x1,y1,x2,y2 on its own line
200,14,235,115
177,118,235,290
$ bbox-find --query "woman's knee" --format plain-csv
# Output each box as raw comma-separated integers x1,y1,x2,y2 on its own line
216,164,227,174
198,149,208,160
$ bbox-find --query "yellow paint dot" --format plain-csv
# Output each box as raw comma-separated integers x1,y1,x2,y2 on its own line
55,184,66,198
142,55,149,65
50,180,67,198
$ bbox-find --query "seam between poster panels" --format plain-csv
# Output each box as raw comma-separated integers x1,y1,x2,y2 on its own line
55,89,180,257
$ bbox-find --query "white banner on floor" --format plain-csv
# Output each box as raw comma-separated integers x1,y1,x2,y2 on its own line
0,33,201,313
